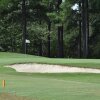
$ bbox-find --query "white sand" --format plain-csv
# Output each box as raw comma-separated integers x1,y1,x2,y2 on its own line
6,63,100,73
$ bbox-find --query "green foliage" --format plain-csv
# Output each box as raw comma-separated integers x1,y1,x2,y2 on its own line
0,0,100,58
89,0,100,58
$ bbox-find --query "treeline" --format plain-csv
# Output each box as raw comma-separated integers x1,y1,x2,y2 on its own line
0,0,100,58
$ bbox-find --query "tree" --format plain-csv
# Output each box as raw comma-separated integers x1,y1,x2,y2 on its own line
22,0,27,54
81,0,89,58
0,0,100,58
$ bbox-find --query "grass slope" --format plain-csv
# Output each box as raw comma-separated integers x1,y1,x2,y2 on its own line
0,52,100,68
0,52,100,100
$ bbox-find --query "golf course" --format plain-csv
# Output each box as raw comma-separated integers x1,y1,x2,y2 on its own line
0,52,100,100
0,0,100,99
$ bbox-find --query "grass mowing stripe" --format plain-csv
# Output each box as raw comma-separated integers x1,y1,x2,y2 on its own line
0,74,100,100
0,73,100,100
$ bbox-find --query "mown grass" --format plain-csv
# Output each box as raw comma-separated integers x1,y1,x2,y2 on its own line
0,52,100,68
0,52,100,100
0,73,100,100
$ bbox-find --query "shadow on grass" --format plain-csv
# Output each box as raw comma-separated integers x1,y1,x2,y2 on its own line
0,93,36,100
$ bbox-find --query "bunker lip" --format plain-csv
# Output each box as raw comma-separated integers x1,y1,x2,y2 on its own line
5,63,100,73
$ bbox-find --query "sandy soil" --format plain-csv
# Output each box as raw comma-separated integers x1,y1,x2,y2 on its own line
5,63,100,73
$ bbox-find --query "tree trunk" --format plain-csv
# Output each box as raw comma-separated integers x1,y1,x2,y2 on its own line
60,25,64,58
78,1,82,58
22,0,27,54
39,39,42,56
81,0,89,58
57,25,64,58
78,20,82,58
39,21,42,56
86,0,89,57
47,22,51,57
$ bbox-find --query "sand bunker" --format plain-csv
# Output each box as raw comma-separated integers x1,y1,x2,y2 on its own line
6,63,100,73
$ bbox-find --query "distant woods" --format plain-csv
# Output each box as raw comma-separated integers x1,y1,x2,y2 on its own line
0,0,100,58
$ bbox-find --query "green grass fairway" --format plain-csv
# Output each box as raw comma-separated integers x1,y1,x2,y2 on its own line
0,52,100,100
0,73,100,100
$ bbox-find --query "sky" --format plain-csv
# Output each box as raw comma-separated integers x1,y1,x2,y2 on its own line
71,4,79,10
62,0,78,11
62,0,65,2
